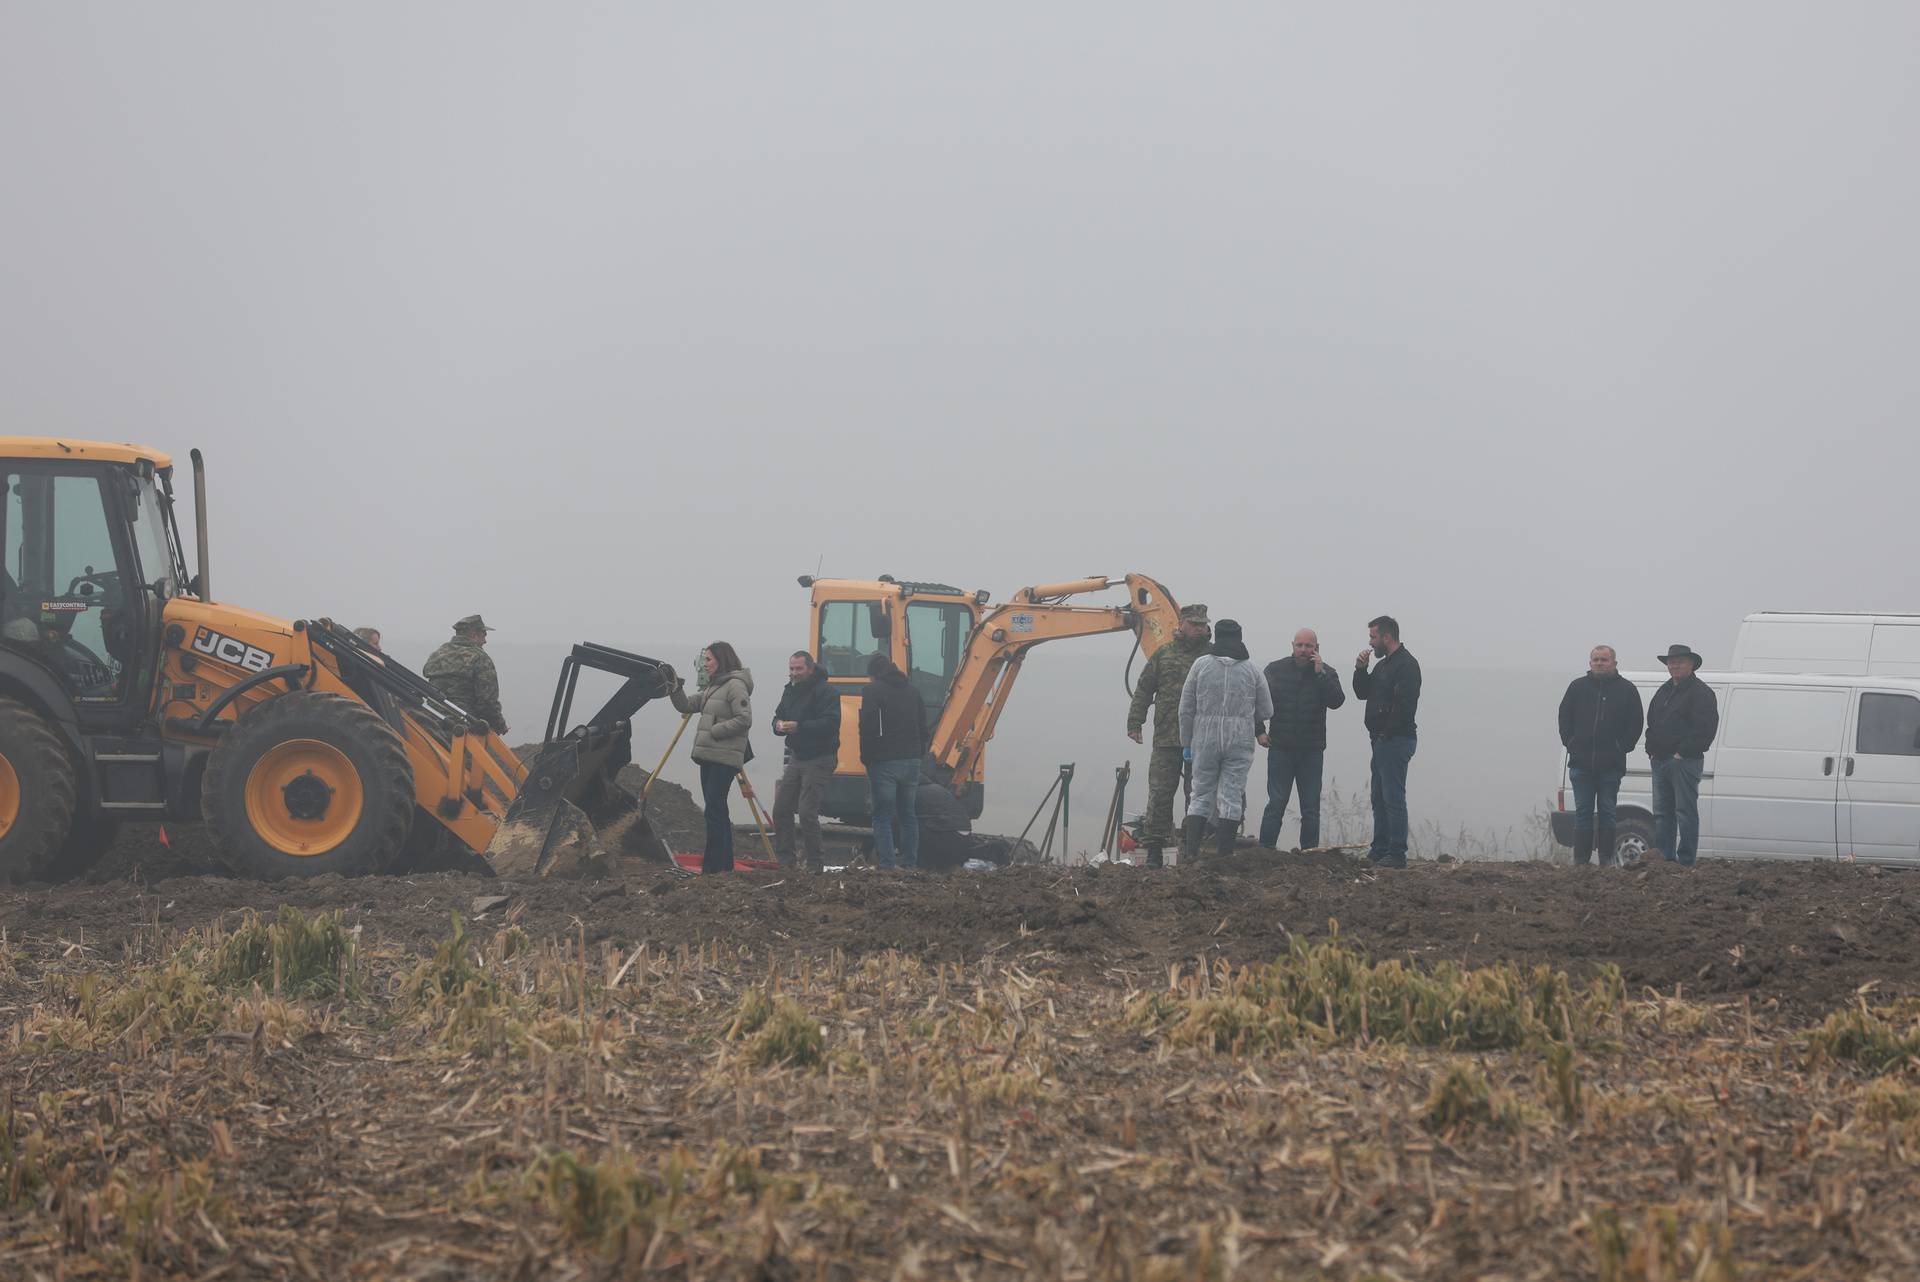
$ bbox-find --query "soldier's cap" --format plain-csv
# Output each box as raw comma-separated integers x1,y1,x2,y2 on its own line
1178,604,1210,626
454,614,494,633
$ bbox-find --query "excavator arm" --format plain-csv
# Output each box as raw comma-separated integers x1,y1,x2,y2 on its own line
929,573,1181,796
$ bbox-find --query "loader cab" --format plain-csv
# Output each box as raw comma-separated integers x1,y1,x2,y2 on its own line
803,576,984,823
0,441,189,729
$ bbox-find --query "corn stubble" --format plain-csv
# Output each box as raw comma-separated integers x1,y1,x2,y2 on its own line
0,898,1916,1279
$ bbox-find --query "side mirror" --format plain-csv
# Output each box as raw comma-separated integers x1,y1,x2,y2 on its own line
867,603,888,641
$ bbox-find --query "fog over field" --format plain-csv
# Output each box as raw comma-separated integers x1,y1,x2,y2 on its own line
4,4,1917,853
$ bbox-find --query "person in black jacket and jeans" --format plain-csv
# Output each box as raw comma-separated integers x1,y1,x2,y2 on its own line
1256,628,1346,850
770,651,841,871
859,655,929,869
1352,615,1421,868
1557,645,1645,867
1644,644,1719,867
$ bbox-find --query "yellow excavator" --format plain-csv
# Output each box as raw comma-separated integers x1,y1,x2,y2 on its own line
0,437,671,883
801,573,1183,822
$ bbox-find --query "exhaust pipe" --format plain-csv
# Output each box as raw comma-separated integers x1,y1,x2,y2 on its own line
190,448,211,602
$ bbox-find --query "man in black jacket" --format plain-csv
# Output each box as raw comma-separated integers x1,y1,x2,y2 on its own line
859,655,930,869
770,651,841,870
1557,645,1645,867
1352,615,1421,868
1644,644,1719,867
1256,628,1346,850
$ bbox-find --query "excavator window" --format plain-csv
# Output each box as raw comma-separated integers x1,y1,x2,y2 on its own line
905,601,969,708
0,469,133,702
817,599,888,678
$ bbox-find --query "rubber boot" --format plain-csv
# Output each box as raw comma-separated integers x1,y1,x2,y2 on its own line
1596,825,1617,868
1572,831,1593,867
1181,816,1206,862
1144,845,1164,869
1212,820,1239,859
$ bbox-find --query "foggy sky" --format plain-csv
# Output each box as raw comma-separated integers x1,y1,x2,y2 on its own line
4,5,1917,838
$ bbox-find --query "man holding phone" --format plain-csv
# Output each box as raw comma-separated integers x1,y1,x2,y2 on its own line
1257,628,1346,850
1352,615,1421,868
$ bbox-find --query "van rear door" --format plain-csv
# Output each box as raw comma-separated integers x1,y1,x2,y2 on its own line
1842,688,1920,865
1710,684,1847,859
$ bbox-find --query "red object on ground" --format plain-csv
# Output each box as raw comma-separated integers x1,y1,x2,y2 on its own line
670,851,782,874
1118,828,1137,854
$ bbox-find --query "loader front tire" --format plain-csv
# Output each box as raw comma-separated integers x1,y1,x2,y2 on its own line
0,696,79,884
204,691,414,878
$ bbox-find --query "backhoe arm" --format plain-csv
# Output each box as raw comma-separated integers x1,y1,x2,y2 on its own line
930,573,1180,795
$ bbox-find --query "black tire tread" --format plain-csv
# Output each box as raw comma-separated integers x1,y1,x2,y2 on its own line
0,695,79,884
202,691,414,878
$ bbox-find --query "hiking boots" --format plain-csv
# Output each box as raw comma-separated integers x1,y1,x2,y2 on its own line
1572,831,1593,866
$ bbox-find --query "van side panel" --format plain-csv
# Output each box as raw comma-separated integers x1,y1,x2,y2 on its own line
1869,626,1920,679
1842,688,1920,865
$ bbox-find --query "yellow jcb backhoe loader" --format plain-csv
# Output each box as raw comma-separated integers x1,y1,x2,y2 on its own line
801,573,1183,823
0,437,666,883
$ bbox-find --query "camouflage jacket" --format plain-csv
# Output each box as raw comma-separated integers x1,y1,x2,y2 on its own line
423,637,506,734
1127,633,1209,748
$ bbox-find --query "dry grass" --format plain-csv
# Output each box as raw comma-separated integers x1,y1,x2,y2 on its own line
0,899,1916,1280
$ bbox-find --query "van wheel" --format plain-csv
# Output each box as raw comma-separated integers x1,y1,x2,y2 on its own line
0,696,80,884
203,692,414,878
1613,816,1655,865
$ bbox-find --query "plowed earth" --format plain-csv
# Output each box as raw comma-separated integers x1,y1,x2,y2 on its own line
3,845,1918,1280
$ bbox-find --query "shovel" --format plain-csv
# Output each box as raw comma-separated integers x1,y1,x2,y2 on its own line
625,712,695,868
736,769,780,865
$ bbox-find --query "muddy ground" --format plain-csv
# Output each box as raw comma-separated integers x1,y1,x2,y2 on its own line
3,849,1918,1280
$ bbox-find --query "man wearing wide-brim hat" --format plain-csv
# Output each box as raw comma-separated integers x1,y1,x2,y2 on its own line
423,614,508,735
1642,644,1719,867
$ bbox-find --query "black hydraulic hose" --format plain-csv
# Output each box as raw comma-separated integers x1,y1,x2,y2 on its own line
194,664,308,733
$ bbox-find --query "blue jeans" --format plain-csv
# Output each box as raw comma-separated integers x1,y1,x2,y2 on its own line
1567,766,1621,835
869,759,920,869
698,761,736,874
1258,747,1325,849
1651,756,1704,866
1368,735,1417,861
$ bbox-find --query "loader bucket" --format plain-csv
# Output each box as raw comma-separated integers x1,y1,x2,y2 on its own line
484,642,681,878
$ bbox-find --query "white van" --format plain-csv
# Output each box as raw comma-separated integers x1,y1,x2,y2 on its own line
1732,612,1920,677
1550,670,1920,866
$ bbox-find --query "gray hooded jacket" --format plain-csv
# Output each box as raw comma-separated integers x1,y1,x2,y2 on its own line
670,668,756,768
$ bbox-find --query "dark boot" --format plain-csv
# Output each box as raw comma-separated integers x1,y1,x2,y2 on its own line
1181,816,1206,863
1213,820,1239,859
1595,825,1617,867
1144,845,1164,869
1572,831,1593,866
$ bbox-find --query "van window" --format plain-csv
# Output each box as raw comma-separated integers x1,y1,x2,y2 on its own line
1857,692,1920,757
1721,687,1847,750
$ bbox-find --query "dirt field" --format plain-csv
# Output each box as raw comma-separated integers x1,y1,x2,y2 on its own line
4,846,1919,1280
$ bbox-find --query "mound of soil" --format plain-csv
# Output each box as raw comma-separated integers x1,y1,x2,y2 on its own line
9,852,1917,1018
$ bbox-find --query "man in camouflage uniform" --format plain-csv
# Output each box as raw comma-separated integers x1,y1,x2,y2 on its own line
1126,604,1211,868
423,614,508,735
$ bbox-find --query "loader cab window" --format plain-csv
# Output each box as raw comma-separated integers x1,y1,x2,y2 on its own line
817,599,889,678
0,470,134,702
905,601,969,708
127,472,182,599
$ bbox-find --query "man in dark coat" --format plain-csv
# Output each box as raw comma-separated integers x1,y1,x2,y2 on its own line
1557,645,1645,867
1644,644,1719,867
859,655,929,869
1256,628,1345,850
1352,615,1421,868
770,651,841,870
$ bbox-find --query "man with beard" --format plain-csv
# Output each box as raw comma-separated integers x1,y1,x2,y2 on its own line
1556,645,1645,866
770,650,841,870
1644,644,1719,868
1352,616,1421,868
1256,628,1346,850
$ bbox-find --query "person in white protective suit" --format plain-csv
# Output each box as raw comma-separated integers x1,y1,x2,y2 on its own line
1177,618,1274,860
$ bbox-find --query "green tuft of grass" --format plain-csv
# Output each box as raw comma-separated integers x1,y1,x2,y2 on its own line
1422,1064,1523,1135
208,905,356,998
1809,1000,1920,1076
731,994,824,1070
1130,934,1622,1055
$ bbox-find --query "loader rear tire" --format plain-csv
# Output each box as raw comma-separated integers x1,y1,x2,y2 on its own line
0,696,79,884
42,811,121,883
203,691,414,879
